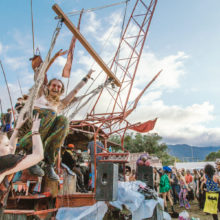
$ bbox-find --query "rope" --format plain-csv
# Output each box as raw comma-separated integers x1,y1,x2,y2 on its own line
56,0,130,18
71,6,126,117
20,20,63,119
17,77,23,96
66,79,111,121
30,0,35,56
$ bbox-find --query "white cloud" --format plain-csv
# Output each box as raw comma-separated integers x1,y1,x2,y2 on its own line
4,56,28,71
135,51,189,90
82,12,101,34
128,100,219,147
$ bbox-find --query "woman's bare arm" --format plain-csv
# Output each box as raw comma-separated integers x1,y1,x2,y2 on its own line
3,114,43,176
9,112,28,154
3,134,43,176
60,69,94,108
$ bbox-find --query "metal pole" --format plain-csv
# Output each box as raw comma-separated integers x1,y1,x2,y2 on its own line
0,60,16,122
17,78,23,96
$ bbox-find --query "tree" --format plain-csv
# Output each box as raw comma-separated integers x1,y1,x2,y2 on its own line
109,133,177,166
206,151,220,161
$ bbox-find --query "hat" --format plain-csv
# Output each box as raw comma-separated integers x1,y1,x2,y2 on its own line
163,166,172,172
67,144,75,148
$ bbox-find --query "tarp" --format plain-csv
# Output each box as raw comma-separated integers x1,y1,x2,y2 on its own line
56,181,171,220
56,201,108,220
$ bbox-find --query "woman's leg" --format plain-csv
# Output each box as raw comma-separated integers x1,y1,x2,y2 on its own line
162,192,167,211
179,189,184,207
212,214,218,220
167,190,173,206
183,189,190,209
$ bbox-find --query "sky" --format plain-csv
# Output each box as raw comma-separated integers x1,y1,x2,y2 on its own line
1,0,220,147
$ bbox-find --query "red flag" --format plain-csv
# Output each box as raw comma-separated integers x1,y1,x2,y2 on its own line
129,118,157,133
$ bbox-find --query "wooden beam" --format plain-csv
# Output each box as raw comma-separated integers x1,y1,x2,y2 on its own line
52,4,121,87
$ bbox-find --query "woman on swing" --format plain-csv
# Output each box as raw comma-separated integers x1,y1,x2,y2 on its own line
17,54,94,181
0,113,43,216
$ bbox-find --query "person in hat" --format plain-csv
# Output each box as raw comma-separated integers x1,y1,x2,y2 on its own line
17,54,94,181
160,166,174,213
62,144,87,193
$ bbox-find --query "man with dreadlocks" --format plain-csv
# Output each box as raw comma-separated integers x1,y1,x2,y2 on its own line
17,55,94,181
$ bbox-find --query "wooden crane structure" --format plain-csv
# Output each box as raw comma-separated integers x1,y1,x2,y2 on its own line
53,0,159,191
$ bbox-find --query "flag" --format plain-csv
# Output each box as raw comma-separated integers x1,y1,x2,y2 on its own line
129,118,157,133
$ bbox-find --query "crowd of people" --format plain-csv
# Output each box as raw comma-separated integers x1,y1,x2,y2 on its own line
151,162,220,219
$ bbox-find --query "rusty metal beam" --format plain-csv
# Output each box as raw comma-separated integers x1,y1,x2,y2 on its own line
52,4,121,87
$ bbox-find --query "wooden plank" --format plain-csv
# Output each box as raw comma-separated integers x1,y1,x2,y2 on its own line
52,4,121,87
9,194,47,200
56,193,96,208
4,210,35,214
27,208,58,216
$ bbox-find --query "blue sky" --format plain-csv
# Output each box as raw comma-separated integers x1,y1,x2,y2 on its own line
1,0,220,147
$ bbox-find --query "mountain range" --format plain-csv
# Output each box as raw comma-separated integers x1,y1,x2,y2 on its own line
167,144,220,161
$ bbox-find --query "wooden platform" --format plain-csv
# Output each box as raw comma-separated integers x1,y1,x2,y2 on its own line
55,192,96,208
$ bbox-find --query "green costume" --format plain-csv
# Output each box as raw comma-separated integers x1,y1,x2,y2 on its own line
159,174,171,193
17,108,69,165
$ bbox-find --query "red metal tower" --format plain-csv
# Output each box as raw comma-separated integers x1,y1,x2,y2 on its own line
71,0,158,142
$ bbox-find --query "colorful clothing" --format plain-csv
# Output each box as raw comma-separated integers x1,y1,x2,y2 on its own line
17,108,69,165
206,175,218,192
179,179,190,209
185,174,193,184
159,174,171,193
204,176,219,217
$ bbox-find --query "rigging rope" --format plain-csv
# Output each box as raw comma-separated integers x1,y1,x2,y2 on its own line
71,5,127,119
20,20,63,119
56,0,130,18
30,0,35,56
64,79,111,121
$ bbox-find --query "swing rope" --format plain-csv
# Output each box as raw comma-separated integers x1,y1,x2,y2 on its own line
20,20,63,119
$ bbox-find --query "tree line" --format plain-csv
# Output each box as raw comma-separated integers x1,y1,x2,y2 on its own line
109,133,177,166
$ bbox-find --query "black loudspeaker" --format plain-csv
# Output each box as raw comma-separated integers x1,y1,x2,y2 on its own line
95,162,118,201
137,166,154,189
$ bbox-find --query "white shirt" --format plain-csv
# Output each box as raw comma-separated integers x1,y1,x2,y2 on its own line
34,95,58,112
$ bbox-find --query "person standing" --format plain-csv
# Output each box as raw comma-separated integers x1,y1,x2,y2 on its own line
4,109,12,132
159,166,174,213
203,164,220,220
171,167,180,205
177,171,191,209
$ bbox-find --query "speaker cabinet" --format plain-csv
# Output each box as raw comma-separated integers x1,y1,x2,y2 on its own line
95,162,118,201
137,166,154,189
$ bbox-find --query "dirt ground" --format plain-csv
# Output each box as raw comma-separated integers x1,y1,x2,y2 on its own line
169,200,220,220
